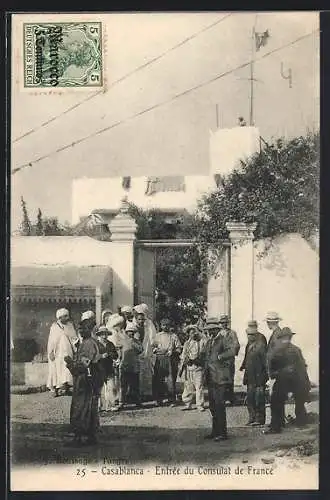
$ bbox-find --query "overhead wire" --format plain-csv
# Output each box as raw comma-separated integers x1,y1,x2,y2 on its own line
12,14,233,144
12,29,319,175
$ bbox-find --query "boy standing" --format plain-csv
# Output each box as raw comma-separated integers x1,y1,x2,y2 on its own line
118,323,143,409
180,325,207,412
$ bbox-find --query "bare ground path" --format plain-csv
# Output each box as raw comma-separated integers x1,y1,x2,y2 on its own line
11,392,318,469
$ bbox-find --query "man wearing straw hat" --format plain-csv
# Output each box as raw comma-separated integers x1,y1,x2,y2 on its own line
105,313,127,410
240,320,268,426
265,311,283,353
203,317,234,441
119,322,143,409
95,325,118,412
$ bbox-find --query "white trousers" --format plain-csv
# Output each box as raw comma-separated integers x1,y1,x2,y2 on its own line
99,377,117,411
181,368,205,409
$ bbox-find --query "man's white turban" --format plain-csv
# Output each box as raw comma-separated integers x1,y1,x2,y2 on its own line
134,303,148,315
81,310,95,322
121,305,133,314
106,313,125,329
56,308,69,320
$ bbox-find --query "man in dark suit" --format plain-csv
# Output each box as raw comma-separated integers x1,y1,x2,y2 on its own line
265,311,286,427
218,314,240,405
266,311,283,360
240,320,268,426
264,327,311,434
203,317,235,441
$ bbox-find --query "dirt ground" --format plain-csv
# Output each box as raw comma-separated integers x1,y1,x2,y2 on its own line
11,391,319,470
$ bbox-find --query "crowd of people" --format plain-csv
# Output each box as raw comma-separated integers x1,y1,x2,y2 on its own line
46,306,311,447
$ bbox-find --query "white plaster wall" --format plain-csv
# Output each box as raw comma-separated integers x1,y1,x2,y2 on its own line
210,126,260,177
71,175,215,224
71,127,261,224
11,236,113,267
207,248,230,318
109,242,135,310
230,240,255,385
253,233,319,384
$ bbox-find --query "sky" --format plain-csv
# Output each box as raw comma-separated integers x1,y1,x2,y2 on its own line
11,12,320,229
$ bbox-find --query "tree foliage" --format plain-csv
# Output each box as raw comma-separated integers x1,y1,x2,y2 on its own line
155,246,205,324
18,203,111,240
35,208,44,236
126,203,195,240
194,132,319,248
126,203,205,323
20,196,32,236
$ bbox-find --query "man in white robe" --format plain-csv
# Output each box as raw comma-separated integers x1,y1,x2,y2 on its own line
47,308,78,397
120,305,134,329
133,304,157,398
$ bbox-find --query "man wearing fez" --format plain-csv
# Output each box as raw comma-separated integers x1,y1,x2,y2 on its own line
240,320,268,426
203,318,234,441
264,327,311,434
218,314,240,404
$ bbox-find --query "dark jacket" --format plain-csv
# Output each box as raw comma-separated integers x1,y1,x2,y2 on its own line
241,333,267,363
222,329,240,357
97,339,118,378
204,334,234,386
266,326,283,372
120,336,143,373
240,335,268,387
267,327,282,353
269,342,311,397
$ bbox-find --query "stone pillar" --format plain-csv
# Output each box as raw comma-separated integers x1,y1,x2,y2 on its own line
207,247,230,317
95,287,102,326
108,197,137,311
226,221,257,385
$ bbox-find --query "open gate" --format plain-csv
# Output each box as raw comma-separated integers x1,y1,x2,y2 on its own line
134,244,157,320
134,239,231,322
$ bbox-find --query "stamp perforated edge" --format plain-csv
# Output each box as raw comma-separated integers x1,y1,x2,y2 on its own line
13,14,107,95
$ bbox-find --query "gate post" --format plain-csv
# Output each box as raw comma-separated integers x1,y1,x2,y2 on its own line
226,221,257,384
207,246,230,318
108,198,137,311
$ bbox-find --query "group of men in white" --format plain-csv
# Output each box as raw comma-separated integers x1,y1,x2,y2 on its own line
47,304,157,406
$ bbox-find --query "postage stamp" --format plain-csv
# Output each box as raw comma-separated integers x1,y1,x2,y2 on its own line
23,22,103,88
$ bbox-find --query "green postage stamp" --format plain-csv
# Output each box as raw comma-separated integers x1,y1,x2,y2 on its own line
23,22,103,88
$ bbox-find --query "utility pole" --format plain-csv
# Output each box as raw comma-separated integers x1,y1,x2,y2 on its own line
249,16,257,126
216,103,219,128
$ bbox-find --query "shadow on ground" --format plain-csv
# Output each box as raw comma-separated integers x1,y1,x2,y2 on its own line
11,420,318,467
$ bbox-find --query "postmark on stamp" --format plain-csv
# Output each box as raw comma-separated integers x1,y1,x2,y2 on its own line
23,22,103,88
